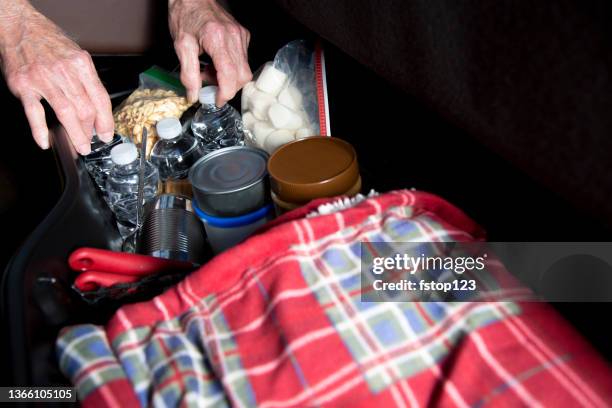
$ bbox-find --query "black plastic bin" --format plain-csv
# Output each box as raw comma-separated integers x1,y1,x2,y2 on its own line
2,125,124,386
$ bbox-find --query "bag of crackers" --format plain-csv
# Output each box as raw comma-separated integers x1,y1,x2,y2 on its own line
113,66,195,158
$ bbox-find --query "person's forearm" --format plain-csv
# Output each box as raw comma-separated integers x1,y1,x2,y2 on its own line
0,0,33,34
168,0,230,16
0,0,38,59
0,0,30,20
168,0,212,8
168,0,214,6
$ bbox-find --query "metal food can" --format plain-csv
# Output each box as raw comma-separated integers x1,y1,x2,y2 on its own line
137,194,208,265
189,146,270,217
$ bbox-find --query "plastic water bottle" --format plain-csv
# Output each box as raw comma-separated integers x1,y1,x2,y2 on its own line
106,143,159,236
150,117,206,197
191,85,245,151
83,132,123,194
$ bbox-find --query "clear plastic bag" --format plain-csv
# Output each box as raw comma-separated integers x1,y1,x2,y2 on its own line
241,40,329,154
113,66,195,158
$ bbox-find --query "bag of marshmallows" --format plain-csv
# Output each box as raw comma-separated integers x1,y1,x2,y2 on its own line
241,40,329,153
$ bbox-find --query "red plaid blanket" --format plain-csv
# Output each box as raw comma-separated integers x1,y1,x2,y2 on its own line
57,190,612,407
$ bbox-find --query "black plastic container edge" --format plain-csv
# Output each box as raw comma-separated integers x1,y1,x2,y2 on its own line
2,125,122,386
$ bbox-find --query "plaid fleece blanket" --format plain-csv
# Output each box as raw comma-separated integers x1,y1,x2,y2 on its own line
57,190,612,407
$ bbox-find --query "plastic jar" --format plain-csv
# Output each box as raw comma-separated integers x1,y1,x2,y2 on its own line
267,136,361,213
193,202,274,253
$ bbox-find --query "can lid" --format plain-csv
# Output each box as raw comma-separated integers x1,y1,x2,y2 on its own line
156,117,183,140
267,136,359,203
268,137,354,184
189,146,269,194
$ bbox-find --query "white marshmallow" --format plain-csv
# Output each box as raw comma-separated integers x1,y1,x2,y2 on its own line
241,112,256,131
241,81,257,112
264,129,295,154
249,90,276,120
295,127,316,139
268,103,303,130
278,85,303,111
255,62,287,96
252,121,275,147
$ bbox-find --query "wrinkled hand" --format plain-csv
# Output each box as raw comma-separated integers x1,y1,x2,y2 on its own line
0,5,113,154
169,0,252,106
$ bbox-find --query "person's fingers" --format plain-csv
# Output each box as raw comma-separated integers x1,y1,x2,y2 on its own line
174,14,252,106
241,28,250,57
221,26,251,94
200,22,240,106
41,84,91,155
238,28,252,81
174,34,203,103
44,57,94,153
239,62,253,85
225,29,246,73
224,33,252,96
61,72,97,142
242,30,253,82
210,49,238,106
234,35,253,85
21,95,50,150
73,53,114,142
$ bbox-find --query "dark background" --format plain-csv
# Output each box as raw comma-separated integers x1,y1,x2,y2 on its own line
2,0,611,385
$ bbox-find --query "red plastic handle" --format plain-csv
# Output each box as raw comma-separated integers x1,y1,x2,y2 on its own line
68,247,195,276
74,271,141,292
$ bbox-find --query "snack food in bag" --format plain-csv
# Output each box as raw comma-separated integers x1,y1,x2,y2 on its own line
113,66,194,158
242,40,330,153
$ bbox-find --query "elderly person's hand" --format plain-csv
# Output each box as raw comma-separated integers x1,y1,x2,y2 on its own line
169,0,252,106
0,0,113,155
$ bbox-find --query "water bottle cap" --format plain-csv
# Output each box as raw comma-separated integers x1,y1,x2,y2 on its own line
199,86,218,105
156,117,183,140
110,143,138,165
